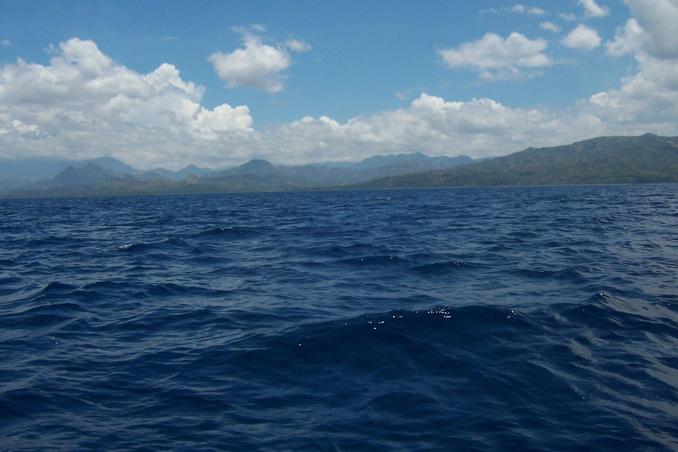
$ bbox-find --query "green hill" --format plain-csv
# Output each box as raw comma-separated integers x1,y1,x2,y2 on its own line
358,134,678,188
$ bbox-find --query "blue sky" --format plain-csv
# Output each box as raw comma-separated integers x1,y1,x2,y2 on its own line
0,0,677,168
0,0,633,123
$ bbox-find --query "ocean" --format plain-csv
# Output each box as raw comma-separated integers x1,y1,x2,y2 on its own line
1,185,676,450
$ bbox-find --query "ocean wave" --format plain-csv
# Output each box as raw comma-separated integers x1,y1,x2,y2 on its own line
1,185,677,449
193,226,265,239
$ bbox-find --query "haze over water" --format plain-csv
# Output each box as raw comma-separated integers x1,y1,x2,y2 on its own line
1,185,677,450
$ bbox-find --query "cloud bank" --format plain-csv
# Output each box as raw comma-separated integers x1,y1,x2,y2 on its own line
0,38,254,168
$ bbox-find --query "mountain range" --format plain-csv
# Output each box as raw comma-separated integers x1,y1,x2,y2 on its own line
1,134,676,198
0,156,214,191
0,152,473,197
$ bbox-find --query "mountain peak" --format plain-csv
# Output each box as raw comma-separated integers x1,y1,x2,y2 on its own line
234,159,275,173
81,156,137,175
243,158,274,166
49,163,116,187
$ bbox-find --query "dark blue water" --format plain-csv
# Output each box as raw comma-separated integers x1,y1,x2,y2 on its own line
1,185,677,450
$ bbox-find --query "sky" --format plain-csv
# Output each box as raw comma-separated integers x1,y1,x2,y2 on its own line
0,0,677,169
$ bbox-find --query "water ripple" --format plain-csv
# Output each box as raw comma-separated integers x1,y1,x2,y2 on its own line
0,185,677,450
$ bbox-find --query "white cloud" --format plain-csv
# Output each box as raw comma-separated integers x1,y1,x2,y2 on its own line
540,21,562,33
208,28,309,93
606,18,643,56
592,0,678,131
286,38,311,53
607,0,678,59
562,25,602,50
258,93,615,164
560,12,577,21
579,0,609,17
605,19,644,56
0,38,253,168
209,32,289,93
0,39,10,47
438,32,552,80
512,4,546,15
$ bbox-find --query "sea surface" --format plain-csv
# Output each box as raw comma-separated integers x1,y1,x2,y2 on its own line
1,185,677,450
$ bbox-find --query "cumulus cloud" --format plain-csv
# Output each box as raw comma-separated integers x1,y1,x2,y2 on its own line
438,32,552,80
286,38,311,53
562,24,602,50
208,31,288,93
560,12,577,21
511,4,546,15
208,28,309,93
606,18,643,56
579,0,609,17
0,39,10,47
607,0,678,59
540,21,562,33
261,94,602,164
0,38,253,168
591,0,678,131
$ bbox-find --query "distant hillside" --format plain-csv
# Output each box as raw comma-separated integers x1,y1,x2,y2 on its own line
1,151,473,197
357,134,678,188
351,153,472,171
187,153,474,192
0,156,212,192
48,162,126,187
0,157,77,190
308,153,472,170
83,157,138,175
